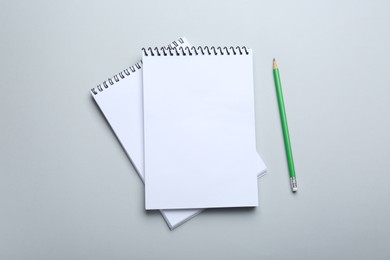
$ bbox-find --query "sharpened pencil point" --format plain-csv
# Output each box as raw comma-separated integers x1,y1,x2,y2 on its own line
273,59,278,69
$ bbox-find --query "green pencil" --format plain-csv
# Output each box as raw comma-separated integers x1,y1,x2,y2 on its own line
273,59,298,192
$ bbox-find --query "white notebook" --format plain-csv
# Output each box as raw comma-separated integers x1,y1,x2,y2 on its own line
91,38,266,229
143,46,262,210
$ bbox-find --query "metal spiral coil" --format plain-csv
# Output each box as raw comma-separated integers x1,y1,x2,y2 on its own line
91,61,143,95
142,46,249,57
91,38,185,95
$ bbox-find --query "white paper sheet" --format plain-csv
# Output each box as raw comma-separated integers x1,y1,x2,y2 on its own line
143,48,262,210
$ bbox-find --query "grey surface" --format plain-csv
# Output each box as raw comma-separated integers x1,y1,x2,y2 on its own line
1,0,389,259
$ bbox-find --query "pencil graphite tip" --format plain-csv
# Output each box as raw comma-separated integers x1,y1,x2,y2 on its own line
273,59,278,69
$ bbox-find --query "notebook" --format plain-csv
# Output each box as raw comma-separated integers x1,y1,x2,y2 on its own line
143,46,262,210
91,38,266,229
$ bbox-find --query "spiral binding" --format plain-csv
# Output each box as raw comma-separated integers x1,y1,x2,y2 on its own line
142,46,250,57
91,38,185,95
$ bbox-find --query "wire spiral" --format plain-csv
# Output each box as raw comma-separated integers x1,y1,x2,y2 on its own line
142,46,250,57
91,38,185,95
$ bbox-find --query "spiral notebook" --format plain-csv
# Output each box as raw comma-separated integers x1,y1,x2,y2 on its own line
91,38,266,229
143,46,263,210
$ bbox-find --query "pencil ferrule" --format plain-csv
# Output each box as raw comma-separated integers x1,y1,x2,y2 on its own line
290,177,298,192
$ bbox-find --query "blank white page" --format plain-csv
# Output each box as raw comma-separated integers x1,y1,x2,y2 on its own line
143,48,260,210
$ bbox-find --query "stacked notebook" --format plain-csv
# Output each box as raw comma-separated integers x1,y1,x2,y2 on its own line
91,38,267,229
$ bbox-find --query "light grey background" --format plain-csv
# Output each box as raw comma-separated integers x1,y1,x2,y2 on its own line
1,0,389,259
